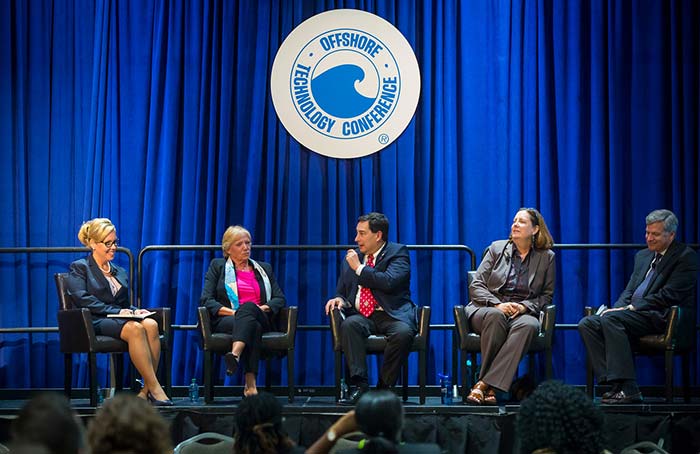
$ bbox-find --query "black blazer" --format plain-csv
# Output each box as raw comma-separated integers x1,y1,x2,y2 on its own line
614,240,698,324
199,258,286,321
65,255,134,317
334,242,417,330
467,239,556,318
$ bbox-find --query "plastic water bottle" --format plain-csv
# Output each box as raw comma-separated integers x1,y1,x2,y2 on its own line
340,378,349,400
465,359,473,389
189,378,199,402
438,373,452,405
96,386,104,405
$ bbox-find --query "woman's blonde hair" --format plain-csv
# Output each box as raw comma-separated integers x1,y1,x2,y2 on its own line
222,225,251,258
77,218,116,247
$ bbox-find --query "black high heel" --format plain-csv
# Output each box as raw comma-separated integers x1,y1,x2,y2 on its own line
147,392,174,406
224,352,239,376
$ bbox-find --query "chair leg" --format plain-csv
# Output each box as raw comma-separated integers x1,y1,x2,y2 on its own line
89,353,98,407
115,354,124,391
682,352,691,403
265,359,272,390
287,349,295,403
335,351,342,401
460,350,467,402
545,348,553,379
665,350,674,403
402,363,408,402
451,329,459,392
204,351,214,404
528,354,536,380
419,349,426,405
586,354,594,398
64,354,73,400
164,347,172,397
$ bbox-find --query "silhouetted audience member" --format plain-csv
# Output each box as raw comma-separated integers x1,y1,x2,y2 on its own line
87,394,172,454
233,391,304,454
517,381,609,454
10,392,86,454
307,390,440,454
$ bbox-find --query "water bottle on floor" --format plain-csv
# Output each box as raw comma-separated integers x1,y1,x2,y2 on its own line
438,373,452,405
189,378,199,403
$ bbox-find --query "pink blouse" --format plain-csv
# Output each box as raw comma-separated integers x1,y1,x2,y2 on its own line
236,270,261,305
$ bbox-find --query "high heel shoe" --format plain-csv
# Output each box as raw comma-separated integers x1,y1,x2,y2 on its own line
147,392,174,406
224,352,239,376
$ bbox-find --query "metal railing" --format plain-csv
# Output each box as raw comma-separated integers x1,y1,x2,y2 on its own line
137,244,476,329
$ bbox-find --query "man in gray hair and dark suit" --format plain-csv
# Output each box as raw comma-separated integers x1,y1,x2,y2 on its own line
579,209,698,404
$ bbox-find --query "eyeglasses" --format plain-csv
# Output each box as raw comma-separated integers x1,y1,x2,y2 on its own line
101,239,119,249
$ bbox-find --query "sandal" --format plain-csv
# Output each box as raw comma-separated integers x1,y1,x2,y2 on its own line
465,381,489,405
484,388,497,405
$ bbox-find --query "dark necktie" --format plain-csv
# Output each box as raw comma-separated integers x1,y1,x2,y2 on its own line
631,253,662,301
359,254,377,317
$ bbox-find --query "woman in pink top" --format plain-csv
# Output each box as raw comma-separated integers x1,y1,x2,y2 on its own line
200,226,286,396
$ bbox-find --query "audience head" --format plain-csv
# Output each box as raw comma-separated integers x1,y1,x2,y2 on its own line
645,209,677,252
222,225,252,259
354,390,403,453
78,218,116,248
10,392,85,454
510,208,554,250
233,391,294,454
87,394,172,454
517,380,605,454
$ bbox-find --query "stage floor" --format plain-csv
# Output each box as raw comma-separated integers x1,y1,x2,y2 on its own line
1,394,699,453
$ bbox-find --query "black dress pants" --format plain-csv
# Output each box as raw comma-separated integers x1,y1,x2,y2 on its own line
340,311,415,387
213,303,271,374
578,309,661,383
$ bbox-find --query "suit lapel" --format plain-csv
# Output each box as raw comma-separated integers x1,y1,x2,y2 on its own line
647,241,679,289
527,249,542,288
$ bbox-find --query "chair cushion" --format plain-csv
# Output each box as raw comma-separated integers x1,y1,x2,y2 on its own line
93,336,129,353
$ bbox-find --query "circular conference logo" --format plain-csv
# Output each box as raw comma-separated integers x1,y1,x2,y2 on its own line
271,9,421,159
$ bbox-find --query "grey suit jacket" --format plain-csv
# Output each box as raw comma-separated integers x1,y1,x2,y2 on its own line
466,239,556,318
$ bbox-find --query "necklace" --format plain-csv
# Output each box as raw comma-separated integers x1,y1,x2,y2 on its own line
100,263,111,274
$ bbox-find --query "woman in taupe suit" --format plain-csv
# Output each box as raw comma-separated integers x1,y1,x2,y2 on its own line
465,208,555,405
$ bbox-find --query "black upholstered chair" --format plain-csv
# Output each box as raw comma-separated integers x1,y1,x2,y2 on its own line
584,304,696,402
55,272,172,406
453,271,555,402
329,306,431,404
197,306,298,403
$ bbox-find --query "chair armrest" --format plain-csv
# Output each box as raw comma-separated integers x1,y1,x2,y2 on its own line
149,307,171,337
57,308,98,352
658,305,684,349
330,308,343,351
453,305,470,349
541,304,556,347
283,307,298,348
197,306,214,348
417,306,431,338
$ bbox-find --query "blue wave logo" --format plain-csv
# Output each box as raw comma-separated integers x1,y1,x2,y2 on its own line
311,64,376,118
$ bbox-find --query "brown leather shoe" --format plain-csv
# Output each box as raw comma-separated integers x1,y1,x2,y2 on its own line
601,390,643,404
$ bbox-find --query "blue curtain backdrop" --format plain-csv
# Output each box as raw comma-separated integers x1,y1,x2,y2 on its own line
1,0,698,391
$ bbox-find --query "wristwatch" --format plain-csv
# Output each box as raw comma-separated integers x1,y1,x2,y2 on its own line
326,429,337,442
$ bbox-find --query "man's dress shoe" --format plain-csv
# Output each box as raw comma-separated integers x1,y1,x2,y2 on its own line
338,386,367,406
601,390,643,404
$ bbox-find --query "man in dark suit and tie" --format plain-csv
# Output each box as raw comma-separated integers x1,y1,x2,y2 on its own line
325,212,417,405
578,209,698,404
